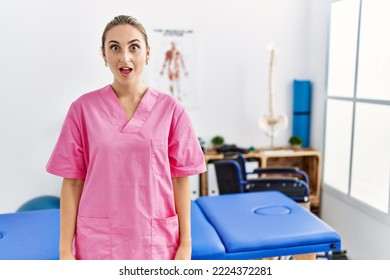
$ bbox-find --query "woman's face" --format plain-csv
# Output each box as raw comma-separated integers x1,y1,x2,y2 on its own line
103,24,150,86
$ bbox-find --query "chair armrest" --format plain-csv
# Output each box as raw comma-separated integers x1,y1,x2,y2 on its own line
251,167,309,184
246,177,310,203
252,166,299,174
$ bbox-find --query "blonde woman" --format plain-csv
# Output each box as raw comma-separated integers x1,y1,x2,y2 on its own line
47,15,206,260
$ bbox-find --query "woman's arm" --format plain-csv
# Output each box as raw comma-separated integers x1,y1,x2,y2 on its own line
172,176,192,260
59,178,84,260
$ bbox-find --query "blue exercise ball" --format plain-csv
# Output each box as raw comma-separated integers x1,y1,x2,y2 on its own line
17,195,60,212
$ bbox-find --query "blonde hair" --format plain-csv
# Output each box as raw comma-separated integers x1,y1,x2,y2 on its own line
101,15,149,51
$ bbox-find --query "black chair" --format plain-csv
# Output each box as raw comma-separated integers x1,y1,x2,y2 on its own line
213,152,310,203
214,159,246,194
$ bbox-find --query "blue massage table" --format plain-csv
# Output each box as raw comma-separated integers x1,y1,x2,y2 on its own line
0,191,341,260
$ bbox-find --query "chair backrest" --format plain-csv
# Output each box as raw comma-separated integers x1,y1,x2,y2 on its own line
223,152,248,180
214,159,245,194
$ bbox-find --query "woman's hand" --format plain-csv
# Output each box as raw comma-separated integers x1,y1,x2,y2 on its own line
60,251,76,260
172,176,192,260
174,241,192,260
59,178,84,261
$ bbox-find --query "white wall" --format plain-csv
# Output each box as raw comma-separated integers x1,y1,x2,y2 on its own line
321,189,390,259
307,0,330,151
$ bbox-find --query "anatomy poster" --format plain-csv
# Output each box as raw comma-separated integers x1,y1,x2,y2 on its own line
145,28,200,109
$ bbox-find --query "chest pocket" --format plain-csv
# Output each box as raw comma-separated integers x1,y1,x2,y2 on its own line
151,139,169,176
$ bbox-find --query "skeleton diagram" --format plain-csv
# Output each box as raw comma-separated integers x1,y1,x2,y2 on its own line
160,41,188,100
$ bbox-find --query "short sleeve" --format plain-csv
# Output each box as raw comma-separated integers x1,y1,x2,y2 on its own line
168,108,206,178
46,103,87,179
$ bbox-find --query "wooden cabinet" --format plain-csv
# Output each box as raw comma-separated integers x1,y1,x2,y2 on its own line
200,148,322,214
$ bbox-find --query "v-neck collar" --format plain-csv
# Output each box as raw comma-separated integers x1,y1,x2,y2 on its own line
102,85,159,134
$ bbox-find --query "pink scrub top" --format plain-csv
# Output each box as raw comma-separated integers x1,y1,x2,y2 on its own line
46,85,206,260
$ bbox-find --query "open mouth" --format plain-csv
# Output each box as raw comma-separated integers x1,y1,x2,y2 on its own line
119,67,133,75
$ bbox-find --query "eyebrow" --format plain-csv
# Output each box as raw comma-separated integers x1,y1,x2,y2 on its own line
107,39,141,45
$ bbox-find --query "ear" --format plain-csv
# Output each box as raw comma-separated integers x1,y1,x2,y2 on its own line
101,48,107,64
146,46,151,60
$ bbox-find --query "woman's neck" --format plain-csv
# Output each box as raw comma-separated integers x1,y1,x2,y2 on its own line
111,80,148,99
110,80,149,120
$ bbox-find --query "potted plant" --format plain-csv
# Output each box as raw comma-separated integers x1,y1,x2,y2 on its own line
289,135,303,150
211,135,224,150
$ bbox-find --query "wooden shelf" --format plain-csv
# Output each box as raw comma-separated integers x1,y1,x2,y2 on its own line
200,148,322,214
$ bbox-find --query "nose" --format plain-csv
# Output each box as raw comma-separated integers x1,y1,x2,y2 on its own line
120,50,131,63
